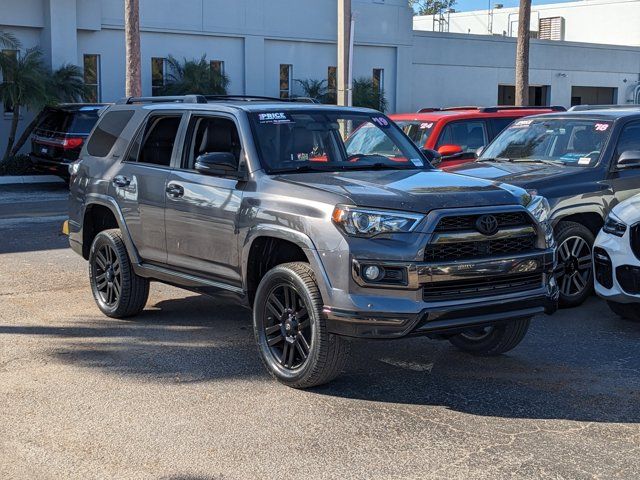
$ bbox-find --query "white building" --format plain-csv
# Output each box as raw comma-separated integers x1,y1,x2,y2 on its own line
1,0,640,154
413,0,640,46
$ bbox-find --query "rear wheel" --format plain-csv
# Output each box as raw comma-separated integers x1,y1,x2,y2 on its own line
89,229,149,318
448,318,531,356
555,221,595,308
607,301,640,322
253,262,349,388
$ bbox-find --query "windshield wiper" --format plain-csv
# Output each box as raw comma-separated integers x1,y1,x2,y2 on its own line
269,164,333,174
511,158,564,165
338,162,416,171
477,157,512,163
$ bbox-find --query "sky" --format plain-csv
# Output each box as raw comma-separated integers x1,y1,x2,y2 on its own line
426,0,577,13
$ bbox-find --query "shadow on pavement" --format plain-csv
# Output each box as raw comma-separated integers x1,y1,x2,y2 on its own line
2,293,639,423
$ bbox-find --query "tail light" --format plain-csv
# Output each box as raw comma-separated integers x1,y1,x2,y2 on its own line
61,137,84,150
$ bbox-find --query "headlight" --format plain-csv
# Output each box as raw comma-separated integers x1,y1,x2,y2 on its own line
603,211,627,237
526,195,554,247
332,205,424,237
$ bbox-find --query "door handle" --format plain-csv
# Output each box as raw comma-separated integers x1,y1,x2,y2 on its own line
166,183,184,198
112,175,131,187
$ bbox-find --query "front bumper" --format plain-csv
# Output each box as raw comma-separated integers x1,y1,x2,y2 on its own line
323,249,558,338
594,229,640,304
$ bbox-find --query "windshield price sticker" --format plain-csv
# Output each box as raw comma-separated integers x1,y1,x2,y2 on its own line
578,157,592,165
513,119,533,128
594,123,610,131
410,158,424,167
258,112,292,124
420,122,434,129
371,116,390,128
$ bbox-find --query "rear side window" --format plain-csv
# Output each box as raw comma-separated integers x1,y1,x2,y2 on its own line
126,115,181,167
436,120,488,153
87,110,135,157
488,117,516,138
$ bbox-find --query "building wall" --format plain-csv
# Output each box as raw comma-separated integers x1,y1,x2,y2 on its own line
411,31,640,110
413,0,640,47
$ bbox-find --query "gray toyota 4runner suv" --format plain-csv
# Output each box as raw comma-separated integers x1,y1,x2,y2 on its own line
68,95,558,388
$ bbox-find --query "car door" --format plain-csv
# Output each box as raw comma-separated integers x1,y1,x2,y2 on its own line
435,119,488,167
111,112,185,264
608,120,640,205
164,112,245,286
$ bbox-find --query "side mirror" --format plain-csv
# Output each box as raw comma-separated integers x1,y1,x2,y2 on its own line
437,144,464,158
421,148,442,167
617,150,640,170
194,152,238,177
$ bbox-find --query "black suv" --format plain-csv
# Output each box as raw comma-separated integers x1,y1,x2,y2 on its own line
450,106,640,307
67,95,558,388
30,103,105,179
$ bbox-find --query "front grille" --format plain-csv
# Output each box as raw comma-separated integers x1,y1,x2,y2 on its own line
435,212,530,232
616,265,640,295
423,272,543,301
594,247,613,289
424,236,537,262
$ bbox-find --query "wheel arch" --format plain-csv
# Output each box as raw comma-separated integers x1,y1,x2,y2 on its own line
552,209,604,237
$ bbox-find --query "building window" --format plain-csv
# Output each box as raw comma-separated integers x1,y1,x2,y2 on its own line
210,60,225,77
279,64,292,99
83,54,101,102
210,60,226,92
327,66,337,104
2,49,18,113
372,68,384,95
497,85,550,106
151,57,167,96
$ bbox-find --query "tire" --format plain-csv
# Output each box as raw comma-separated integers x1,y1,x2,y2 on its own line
448,318,531,356
555,221,595,308
607,301,640,322
253,262,349,388
89,228,149,318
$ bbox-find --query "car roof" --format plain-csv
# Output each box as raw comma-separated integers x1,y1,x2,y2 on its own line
389,107,561,122
135,101,380,115
517,108,640,121
48,103,107,112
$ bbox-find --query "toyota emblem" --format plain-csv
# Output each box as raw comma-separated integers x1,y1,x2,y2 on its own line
475,214,499,236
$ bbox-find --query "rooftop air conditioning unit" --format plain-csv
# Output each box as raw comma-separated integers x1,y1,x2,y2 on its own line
539,16,565,41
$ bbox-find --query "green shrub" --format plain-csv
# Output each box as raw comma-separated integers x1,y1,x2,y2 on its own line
0,154,35,176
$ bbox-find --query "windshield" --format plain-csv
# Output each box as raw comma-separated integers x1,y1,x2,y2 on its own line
249,110,430,173
394,120,436,147
480,118,613,167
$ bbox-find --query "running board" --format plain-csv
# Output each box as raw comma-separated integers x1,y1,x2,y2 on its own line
135,262,245,296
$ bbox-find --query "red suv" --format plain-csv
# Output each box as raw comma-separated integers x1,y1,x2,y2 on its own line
390,106,565,168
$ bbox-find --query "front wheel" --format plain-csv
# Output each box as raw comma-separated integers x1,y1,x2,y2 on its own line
253,262,349,388
555,221,595,308
448,318,531,356
607,301,640,322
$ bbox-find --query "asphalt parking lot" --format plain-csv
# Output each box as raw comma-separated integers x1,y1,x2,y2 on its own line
1,184,640,479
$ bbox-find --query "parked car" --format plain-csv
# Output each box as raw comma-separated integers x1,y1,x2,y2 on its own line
67,95,557,388
389,106,565,168
30,103,106,179
593,192,640,321
449,106,640,308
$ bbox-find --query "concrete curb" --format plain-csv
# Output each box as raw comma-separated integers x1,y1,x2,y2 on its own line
0,175,65,186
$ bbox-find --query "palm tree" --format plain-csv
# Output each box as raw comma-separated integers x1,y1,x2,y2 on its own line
352,77,388,112
0,30,19,50
294,78,328,102
160,55,230,95
125,0,141,97
0,47,49,162
9,64,88,157
515,0,532,106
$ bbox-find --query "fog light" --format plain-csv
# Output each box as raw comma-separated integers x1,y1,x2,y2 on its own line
363,265,382,281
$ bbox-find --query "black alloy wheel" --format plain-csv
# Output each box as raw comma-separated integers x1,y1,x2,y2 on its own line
554,221,595,308
94,243,122,308
263,282,312,370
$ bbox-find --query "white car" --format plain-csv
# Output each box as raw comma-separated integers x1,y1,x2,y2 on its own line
593,193,640,321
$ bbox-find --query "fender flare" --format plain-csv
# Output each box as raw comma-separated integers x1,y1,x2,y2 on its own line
550,203,605,228
82,193,142,265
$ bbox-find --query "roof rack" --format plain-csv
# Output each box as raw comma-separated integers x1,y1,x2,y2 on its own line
417,107,442,113
569,104,640,112
442,106,482,111
479,105,566,113
116,95,208,105
204,94,319,104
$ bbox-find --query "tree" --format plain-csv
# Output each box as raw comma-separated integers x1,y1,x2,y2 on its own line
9,64,88,157
515,0,531,106
0,30,19,49
0,47,49,162
410,0,456,16
159,55,230,95
294,78,328,102
352,77,387,112
125,0,141,97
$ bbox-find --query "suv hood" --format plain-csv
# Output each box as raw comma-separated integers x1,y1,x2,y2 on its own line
274,170,528,213
448,161,577,186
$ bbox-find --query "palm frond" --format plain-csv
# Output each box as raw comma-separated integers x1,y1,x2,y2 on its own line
0,31,20,50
